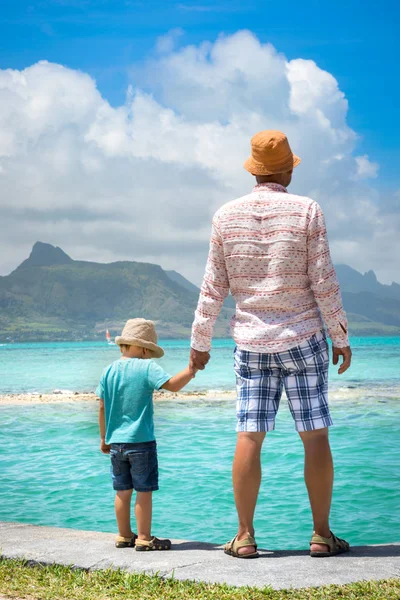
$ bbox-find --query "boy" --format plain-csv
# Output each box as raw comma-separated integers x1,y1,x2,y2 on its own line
97,318,195,551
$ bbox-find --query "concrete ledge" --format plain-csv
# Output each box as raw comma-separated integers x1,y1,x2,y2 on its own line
0,522,399,590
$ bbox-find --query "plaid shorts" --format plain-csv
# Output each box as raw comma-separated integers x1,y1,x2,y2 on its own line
234,331,332,433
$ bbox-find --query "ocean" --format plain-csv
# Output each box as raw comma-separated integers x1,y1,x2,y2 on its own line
0,337,399,549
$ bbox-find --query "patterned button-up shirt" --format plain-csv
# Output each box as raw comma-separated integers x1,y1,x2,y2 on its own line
191,182,349,353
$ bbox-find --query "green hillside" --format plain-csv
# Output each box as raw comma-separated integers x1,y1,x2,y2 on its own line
0,243,233,342
0,242,399,341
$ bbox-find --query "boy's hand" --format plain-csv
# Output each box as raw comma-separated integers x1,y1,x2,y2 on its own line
189,364,199,377
100,438,111,454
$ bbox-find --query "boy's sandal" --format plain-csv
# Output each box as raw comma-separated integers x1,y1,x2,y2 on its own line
115,534,138,548
310,531,350,557
135,536,172,551
224,534,259,559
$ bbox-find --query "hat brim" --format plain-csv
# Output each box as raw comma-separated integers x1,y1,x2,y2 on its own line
115,337,164,358
243,154,301,175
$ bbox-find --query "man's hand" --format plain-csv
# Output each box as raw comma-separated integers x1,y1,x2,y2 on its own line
332,346,352,375
100,438,111,454
190,348,210,371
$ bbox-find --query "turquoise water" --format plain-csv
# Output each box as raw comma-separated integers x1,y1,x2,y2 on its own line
0,337,399,548
1,398,399,548
1,337,400,395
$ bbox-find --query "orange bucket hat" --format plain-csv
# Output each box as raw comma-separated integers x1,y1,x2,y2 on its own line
243,130,301,175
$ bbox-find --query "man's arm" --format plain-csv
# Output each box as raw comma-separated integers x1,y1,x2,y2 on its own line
307,202,352,374
98,399,111,454
190,217,230,370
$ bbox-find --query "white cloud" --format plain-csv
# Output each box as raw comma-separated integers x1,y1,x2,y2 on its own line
0,31,398,284
155,28,184,54
354,154,379,179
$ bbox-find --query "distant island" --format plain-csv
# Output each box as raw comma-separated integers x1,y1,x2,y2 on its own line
0,242,399,342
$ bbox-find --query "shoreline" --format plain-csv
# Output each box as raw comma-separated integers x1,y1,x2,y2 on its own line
0,390,237,406
1,385,400,406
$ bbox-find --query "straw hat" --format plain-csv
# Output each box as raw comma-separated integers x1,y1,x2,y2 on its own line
243,130,301,175
115,318,164,358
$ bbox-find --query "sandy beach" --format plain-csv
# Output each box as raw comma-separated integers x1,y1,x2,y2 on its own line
0,390,237,406
1,384,399,406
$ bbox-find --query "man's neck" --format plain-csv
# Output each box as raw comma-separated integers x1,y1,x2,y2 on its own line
254,181,288,192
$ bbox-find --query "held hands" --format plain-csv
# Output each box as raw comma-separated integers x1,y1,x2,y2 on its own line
190,348,210,373
100,438,111,454
332,346,352,375
189,364,199,378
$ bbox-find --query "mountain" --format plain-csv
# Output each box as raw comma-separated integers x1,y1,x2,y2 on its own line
0,243,233,342
165,270,200,295
335,265,400,302
15,242,73,271
0,242,399,341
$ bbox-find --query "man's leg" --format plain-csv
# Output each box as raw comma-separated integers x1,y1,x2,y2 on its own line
115,489,135,538
300,428,333,553
232,431,266,555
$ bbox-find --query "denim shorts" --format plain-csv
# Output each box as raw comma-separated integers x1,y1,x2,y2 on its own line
235,331,331,433
110,441,159,492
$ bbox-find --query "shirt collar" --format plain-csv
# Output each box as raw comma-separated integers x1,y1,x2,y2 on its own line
252,182,288,194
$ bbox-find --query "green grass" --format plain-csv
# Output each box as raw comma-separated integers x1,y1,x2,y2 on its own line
0,558,399,600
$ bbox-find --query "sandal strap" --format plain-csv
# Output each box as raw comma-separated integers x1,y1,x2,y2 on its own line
227,534,257,552
310,533,332,548
310,531,349,551
136,536,171,548
331,533,349,550
116,534,137,543
136,537,155,548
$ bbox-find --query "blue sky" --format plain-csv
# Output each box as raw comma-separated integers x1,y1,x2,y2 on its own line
0,0,399,282
1,0,399,186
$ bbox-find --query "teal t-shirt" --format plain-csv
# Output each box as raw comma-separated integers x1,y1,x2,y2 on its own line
96,358,171,444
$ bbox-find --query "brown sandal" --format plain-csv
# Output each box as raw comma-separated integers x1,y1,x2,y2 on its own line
135,536,172,551
115,534,137,548
224,534,259,559
310,531,350,557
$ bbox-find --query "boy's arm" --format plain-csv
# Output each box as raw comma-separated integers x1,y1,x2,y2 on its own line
161,366,195,393
98,399,111,454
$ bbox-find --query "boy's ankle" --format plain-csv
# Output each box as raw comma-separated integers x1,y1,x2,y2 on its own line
118,531,135,539
137,534,152,541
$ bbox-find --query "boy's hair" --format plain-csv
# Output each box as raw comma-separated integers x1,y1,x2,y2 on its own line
119,343,156,358
119,344,131,352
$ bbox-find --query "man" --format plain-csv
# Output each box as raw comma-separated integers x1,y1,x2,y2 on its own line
190,130,352,559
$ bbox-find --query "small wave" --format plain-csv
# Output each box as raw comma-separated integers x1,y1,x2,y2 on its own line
330,384,400,401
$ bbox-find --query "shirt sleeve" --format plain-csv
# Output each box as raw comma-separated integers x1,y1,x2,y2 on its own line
191,216,230,352
147,361,171,390
96,377,104,400
307,201,350,348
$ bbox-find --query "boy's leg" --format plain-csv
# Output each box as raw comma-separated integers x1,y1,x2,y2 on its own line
115,489,135,538
135,491,152,541
128,442,170,550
